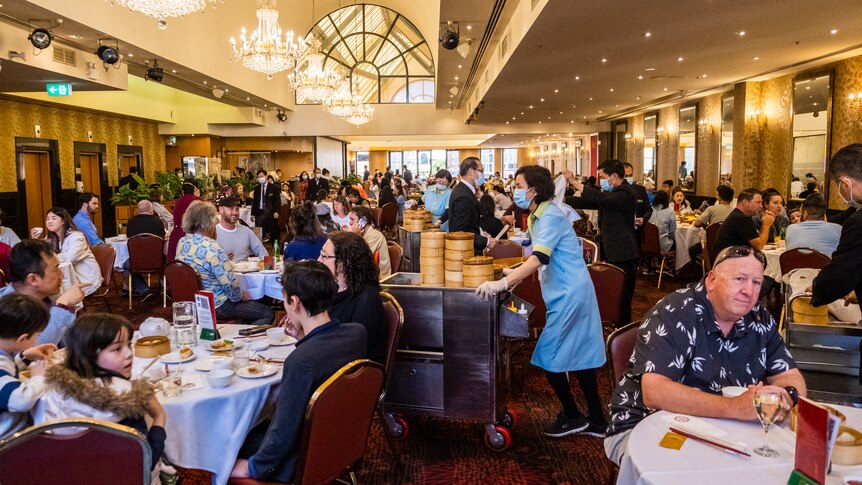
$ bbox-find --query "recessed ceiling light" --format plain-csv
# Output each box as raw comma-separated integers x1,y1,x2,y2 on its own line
737,31,746,37
70,34,82,39
529,105,534,109
521,112,524,114
677,57,683,62
506,121,509,124
831,29,838,34
127,53,134,57
609,88,614,92
247,97,250,100
645,67,655,71
638,75,643,80
264,104,267,107
601,58,607,63
644,32,651,38
636,96,641,100
753,56,760,60
540,98,545,102
615,104,619,107
702,74,708,78
457,64,462,68
171,69,177,73
589,97,593,101
559,111,563,114
571,120,574,123
204,80,208,84
575,76,580,80
539,121,542,124
554,89,559,93
448,101,452,104
547,116,551,120
454,76,459,80
512,117,516,120
450,94,453,97
806,86,811,90
598,110,603,114
466,25,472,30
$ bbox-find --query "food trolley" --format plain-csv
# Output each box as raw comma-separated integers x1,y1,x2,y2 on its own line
380,272,532,451
397,227,422,273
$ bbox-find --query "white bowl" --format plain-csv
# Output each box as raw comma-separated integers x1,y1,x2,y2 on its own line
250,339,270,351
722,386,747,398
266,327,285,343
207,369,233,388
211,356,233,370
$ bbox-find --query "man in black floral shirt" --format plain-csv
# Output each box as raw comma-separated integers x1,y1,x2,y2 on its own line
604,246,807,464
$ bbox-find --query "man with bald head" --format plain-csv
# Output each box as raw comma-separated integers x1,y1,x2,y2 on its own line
604,245,806,465
123,199,167,295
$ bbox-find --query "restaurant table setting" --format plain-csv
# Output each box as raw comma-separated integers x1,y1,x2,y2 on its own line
617,402,862,485
106,234,129,270
239,207,253,227
234,258,284,300
132,323,296,485
673,216,705,271
761,241,786,281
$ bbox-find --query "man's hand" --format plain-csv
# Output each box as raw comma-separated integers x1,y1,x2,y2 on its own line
845,291,858,306
635,217,644,227
761,210,776,228
486,237,497,249
227,251,235,261
23,344,57,361
502,215,515,226
230,459,251,478
56,283,89,307
563,170,576,185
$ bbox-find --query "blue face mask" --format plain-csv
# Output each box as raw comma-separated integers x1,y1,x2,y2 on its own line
513,188,533,209
600,177,612,192
474,170,486,186
436,183,448,191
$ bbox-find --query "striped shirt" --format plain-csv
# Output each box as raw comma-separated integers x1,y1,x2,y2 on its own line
0,349,47,439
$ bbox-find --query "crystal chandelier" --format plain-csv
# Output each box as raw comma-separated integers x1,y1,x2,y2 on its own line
322,79,356,118
342,100,374,126
108,0,221,29
288,37,341,102
230,0,300,79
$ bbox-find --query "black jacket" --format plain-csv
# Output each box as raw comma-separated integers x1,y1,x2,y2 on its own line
252,182,280,218
567,182,639,263
126,214,166,238
630,182,653,221
811,209,862,307
448,181,488,254
118,174,139,190
328,284,387,364
306,177,330,202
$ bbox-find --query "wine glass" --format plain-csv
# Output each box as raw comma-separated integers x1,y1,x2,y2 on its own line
753,387,783,457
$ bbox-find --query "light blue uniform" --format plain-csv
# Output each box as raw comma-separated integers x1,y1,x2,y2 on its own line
529,201,605,372
423,186,452,232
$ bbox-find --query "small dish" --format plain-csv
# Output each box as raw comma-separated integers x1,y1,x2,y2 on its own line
270,335,297,346
237,364,278,379
721,386,746,398
207,340,236,352
249,339,270,352
259,269,280,274
843,475,862,485
162,349,196,364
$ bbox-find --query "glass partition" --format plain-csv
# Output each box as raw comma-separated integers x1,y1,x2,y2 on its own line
720,95,734,187
678,105,696,191
643,114,657,184
791,71,832,200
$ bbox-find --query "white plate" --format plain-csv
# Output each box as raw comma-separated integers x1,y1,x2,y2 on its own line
259,269,280,274
162,349,196,364
236,364,278,378
206,340,239,352
193,359,214,372
269,336,297,346
233,267,258,274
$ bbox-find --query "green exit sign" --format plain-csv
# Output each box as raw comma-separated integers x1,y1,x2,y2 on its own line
46,83,72,96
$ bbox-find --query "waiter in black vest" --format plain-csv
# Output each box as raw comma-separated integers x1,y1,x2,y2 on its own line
448,157,498,255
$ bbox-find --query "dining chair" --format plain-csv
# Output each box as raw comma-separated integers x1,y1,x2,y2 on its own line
127,233,166,310
588,262,626,332
639,222,675,289
377,292,407,467
779,247,830,276
0,418,151,485
579,237,600,264
386,240,403,274
85,243,117,313
163,260,242,325
605,321,640,398
228,360,384,485
701,221,723,272
485,239,524,259
371,207,384,229
379,202,398,236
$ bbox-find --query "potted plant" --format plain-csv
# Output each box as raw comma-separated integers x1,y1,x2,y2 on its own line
110,174,150,231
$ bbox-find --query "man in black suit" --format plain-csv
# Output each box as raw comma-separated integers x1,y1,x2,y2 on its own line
118,166,140,190
812,144,862,309
306,167,330,202
252,169,280,242
566,160,639,327
623,162,653,226
447,157,498,255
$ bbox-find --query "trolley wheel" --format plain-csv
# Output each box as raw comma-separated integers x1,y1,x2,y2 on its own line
388,414,409,441
500,409,518,430
484,425,512,451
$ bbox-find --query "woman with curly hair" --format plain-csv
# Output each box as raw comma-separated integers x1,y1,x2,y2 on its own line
283,202,327,261
318,231,387,363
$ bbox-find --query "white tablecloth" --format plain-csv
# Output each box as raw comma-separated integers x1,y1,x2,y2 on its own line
509,233,533,257
618,407,862,485
762,245,786,281
237,271,284,300
674,224,705,270
239,208,253,227
106,236,129,269
132,325,294,485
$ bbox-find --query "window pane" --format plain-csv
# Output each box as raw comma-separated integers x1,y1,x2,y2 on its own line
356,151,369,175
447,150,460,174
502,149,518,178
402,151,417,174
417,150,431,178
430,150,446,177
389,151,402,168
480,149,495,172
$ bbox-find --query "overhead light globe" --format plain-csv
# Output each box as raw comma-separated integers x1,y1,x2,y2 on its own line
97,45,120,65
28,28,52,50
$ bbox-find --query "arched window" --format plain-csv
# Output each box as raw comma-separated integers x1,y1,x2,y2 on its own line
298,4,435,104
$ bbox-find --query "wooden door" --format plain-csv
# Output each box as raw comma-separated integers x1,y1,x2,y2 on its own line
23,152,53,231
79,153,103,235
120,154,138,179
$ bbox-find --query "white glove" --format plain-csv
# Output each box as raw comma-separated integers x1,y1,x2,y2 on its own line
502,267,514,277
475,277,508,300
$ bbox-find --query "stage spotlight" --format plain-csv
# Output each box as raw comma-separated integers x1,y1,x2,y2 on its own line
97,45,120,65
145,60,164,82
276,109,287,122
28,28,52,50
440,22,459,50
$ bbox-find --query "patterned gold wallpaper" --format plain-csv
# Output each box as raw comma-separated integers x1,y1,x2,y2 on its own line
0,96,166,192
657,106,679,187
695,94,722,194
626,114,645,177
828,56,862,209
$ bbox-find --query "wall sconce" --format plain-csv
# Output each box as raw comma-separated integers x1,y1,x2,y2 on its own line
656,127,669,146
847,92,862,126
697,118,715,136
624,133,639,146
747,109,768,139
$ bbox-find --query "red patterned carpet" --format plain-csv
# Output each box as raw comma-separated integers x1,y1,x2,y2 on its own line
102,266,693,484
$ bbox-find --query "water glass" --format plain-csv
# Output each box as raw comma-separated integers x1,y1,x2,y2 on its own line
753,387,783,457
232,348,250,369
173,302,197,347
162,369,182,397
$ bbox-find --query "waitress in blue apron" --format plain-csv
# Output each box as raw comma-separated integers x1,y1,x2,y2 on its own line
476,165,606,438
424,169,453,231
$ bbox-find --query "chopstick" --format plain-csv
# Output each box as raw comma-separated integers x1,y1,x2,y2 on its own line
140,356,161,375
668,426,751,457
494,224,510,241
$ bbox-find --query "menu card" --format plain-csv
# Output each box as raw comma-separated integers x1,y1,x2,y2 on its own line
792,397,842,485
195,290,219,341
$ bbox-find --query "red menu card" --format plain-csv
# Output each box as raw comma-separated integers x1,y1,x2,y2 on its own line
793,398,830,484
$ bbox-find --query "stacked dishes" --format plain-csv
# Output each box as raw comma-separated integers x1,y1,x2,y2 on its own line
420,230,445,286
462,256,494,288
444,232,474,288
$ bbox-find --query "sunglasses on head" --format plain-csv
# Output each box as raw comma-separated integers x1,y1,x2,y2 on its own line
712,245,768,270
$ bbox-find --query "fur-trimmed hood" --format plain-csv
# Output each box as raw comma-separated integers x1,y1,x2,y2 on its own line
43,365,154,419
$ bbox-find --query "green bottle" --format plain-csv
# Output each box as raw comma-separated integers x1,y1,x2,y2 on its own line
273,239,280,265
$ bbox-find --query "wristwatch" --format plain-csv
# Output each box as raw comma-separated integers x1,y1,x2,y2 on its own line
784,386,799,407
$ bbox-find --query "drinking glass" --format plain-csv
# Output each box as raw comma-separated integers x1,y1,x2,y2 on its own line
232,348,250,370
162,368,182,397
173,301,197,348
753,388,783,457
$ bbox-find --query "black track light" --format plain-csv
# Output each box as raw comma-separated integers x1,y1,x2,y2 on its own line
145,60,164,82
28,28,52,50
97,45,120,65
440,22,459,50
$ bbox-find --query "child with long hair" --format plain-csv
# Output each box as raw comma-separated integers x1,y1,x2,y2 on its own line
37,314,169,482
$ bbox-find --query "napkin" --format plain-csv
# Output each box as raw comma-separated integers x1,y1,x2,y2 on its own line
661,413,728,437
181,374,205,392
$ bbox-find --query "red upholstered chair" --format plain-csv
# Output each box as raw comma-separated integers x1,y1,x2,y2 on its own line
605,321,640,395
580,237,600,264
371,207,383,229
639,222,675,289
485,239,524,259
85,243,116,313
588,262,626,332
127,233,166,309
229,360,384,485
779,247,831,275
702,221,723,271
377,292,406,458
379,202,398,234
0,418,151,485
163,260,239,324
387,241,403,274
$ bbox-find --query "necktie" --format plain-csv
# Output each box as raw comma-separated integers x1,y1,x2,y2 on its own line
260,184,266,209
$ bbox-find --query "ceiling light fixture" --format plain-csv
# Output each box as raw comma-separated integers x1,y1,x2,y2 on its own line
753,56,760,60
276,109,287,122
145,60,164,82
109,0,221,29
831,29,838,34
96,41,121,67
288,36,341,102
230,0,300,79
677,57,683,62
644,32,651,38
440,21,460,50
575,76,580,80
601,58,607,63
456,39,473,58
737,31,746,37
28,27,52,51
212,87,225,98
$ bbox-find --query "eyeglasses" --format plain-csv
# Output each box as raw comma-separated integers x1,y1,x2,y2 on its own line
712,245,767,270
319,251,336,260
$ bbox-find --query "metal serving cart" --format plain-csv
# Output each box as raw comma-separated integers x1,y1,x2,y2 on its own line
380,272,532,450
397,227,422,273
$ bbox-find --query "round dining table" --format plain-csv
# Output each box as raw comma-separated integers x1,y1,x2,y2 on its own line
617,406,862,485
762,243,786,281
132,324,295,485
105,235,129,270
673,223,705,271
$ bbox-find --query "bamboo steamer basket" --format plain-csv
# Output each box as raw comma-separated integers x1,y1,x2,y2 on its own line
463,277,492,288
444,270,463,288
445,259,463,271
420,247,445,258
444,249,474,261
420,230,446,249
791,296,829,325
789,405,846,431
833,426,862,465
493,264,504,280
134,336,171,358
445,232,474,252
421,273,445,286
463,256,494,277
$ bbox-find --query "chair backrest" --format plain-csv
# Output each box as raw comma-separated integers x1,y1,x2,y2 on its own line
0,418,151,485
379,202,398,227
294,360,384,485
588,262,625,327
387,241,403,274
485,239,524,259
127,234,166,273
279,204,292,226
605,321,640,390
89,243,116,289
379,292,405,379
370,207,383,228
639,221,662,257
703,222,723,269
163,260,202,302
779,247,831,275
579,237,599,264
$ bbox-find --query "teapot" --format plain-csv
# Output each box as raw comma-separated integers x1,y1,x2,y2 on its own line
140,317,169,337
